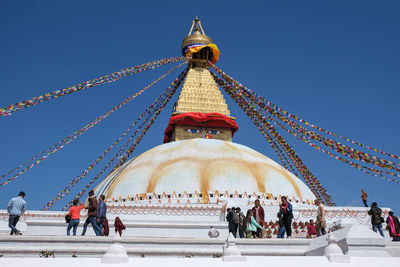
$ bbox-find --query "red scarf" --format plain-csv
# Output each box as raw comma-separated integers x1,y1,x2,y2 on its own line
282,202,289,213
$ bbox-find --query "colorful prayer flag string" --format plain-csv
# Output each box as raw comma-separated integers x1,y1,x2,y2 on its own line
60,71,188,211
209,63,400,162
261,107,400,179
210,63,400,182
0,57,185,117
1,62,186,188
44,69,188,210
211,70,335,206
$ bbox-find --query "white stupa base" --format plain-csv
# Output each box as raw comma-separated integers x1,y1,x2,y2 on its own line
326,255,351,263
101,236,129,264
222,233,247,261
222,256,247,262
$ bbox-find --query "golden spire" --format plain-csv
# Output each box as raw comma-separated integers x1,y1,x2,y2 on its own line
182,17,212,57
177,17,230,116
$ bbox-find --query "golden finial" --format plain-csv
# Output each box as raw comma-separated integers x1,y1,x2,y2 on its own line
182,17,212,55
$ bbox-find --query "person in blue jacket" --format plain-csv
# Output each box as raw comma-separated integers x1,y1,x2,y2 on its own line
7,191,26,235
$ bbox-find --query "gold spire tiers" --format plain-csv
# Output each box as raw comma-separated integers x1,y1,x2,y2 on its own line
175,67,230,115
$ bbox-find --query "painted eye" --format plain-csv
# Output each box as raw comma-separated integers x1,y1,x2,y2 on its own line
186,128,200,134
208,130,221,135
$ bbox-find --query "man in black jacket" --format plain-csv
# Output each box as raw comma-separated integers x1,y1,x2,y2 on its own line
226,207,235,236
368,202,384,237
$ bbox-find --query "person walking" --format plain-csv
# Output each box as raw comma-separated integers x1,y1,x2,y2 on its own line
315,200,326,236
279,196,293,238
226,207,235,236
252,199,265,238
231,207,240,238
7,191,26,235
277,212,286,238
97,194,107,231
368,202,384,237
244,209,263,238
361,190,368,207
386,211,400,241
236,207,245,238
66,198,84,236
81,190,102,236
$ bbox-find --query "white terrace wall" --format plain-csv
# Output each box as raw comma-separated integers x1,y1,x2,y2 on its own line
0,202,391,239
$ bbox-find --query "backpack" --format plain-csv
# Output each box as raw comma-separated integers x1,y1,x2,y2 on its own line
239,212,245,226
65,214,71,223
232,212,240,224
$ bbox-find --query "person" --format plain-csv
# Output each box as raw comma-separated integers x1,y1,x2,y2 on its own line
315,200,326,236
114,216,126,236
226,207,234,236
307,219,317,238
277,212,286,238
81,190,102,236
386,211,400,241
66,198,84,236
252,199,265,238
236,207,245,238
231,207,240,238
244,209,263,238
97,194,107,232
7,191,26,235
368,202,384,237
361,190,368,207
279,196,293,238
208,226,220,238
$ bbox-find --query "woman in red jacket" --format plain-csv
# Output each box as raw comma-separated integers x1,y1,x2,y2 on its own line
67,198,84,236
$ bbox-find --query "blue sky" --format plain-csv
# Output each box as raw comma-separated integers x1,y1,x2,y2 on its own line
0,1,399,213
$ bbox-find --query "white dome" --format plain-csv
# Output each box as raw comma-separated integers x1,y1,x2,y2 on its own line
95,139,316,201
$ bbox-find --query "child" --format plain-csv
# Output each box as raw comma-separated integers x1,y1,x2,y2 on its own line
307,219,317,238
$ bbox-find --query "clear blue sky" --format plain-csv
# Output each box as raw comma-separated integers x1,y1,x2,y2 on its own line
1,1,399,213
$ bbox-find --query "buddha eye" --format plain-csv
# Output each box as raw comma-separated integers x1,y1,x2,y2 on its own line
186,128,200,134
208,130,221,135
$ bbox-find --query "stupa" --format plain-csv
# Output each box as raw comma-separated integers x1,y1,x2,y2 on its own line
94,17,316,207
0,18,391,245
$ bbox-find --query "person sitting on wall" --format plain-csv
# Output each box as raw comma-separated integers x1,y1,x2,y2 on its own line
208,226,220,238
